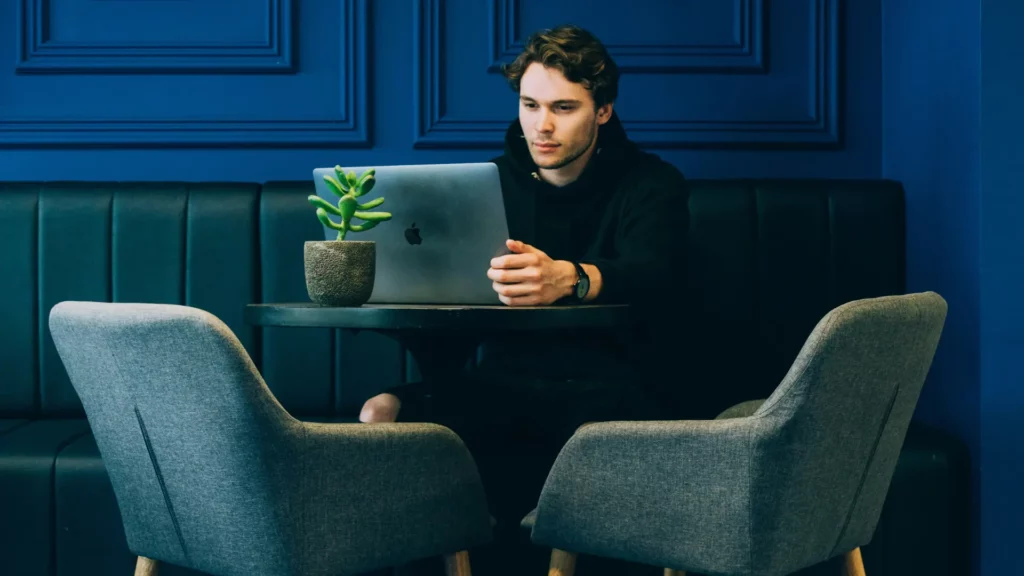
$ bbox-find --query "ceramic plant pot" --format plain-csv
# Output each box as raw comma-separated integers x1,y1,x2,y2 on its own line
303,240,375,306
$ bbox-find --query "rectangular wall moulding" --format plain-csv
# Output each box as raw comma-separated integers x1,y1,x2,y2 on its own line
415,0,841,149
16,0,295,73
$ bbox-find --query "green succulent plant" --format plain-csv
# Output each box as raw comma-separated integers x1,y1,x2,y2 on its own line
308,166,392,241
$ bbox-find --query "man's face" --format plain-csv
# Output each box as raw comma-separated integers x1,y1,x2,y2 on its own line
518,62,612,172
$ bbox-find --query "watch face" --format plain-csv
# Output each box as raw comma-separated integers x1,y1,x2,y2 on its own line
575,277,590,299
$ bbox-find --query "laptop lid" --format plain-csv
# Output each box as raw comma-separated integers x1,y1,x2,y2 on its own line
312,162,511,305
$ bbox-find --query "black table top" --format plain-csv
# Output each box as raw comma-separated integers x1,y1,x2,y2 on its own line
244,302,631,330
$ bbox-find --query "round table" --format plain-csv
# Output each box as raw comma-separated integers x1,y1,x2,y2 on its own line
245,302,631,384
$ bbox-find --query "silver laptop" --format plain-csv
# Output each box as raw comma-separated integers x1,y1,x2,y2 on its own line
312,162,511,305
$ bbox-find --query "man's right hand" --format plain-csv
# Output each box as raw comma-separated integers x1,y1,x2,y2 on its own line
488,239,578,306
359,393,401,423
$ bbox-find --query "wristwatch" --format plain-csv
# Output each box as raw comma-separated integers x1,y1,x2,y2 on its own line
570,262,591,303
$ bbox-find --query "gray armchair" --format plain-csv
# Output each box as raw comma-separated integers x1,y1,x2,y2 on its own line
48,301,492,576
523,292,948,576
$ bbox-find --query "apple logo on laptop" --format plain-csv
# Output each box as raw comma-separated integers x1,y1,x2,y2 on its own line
404,223,422,245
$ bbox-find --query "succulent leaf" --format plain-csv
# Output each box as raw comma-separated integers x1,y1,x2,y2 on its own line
349,221,381,232
308,195,341,215
353,211,392,222
356,197,385,210
323,174,349,197
338,196,357,222
357,176,375,196
316,208,345,231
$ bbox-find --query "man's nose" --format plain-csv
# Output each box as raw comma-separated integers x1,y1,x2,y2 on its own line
534,110,554,133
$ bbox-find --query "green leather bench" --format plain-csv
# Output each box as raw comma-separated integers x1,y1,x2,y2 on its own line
0,179,969,576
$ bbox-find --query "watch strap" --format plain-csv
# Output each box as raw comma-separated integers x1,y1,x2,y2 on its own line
571,261,589,301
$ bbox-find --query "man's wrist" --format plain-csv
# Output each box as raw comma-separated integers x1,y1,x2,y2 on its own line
579,263,601,302
555,260,601,302
559,260,578,298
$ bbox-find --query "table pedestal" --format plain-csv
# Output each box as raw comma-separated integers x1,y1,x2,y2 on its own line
373,329,483,385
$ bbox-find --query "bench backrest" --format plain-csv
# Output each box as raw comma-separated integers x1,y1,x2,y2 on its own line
0,179,904,418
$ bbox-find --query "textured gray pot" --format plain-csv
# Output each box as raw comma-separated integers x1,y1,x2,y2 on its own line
304,241,376,306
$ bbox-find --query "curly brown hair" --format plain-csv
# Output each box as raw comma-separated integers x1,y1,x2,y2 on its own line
501,25,620,108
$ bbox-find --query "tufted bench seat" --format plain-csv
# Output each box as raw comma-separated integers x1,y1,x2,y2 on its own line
0,179,968,575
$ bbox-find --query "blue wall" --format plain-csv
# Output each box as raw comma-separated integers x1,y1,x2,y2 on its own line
884,1,1024,575
881,1,981,570
979,1,1024,574
7,1,1022,574
0,0,881,181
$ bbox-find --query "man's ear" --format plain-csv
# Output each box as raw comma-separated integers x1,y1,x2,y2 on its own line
596,103,613,125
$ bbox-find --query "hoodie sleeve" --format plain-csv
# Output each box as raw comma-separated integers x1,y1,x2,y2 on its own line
583,162,689,308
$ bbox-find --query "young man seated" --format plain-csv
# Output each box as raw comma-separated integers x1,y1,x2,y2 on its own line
360,24,690,575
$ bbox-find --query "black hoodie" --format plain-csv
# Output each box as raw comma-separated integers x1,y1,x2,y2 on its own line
475,112,690,403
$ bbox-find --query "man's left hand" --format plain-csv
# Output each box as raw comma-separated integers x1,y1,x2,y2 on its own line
487,239,576,306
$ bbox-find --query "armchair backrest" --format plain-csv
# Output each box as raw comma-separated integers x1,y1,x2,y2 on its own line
748,292,947,572
48,301,301,575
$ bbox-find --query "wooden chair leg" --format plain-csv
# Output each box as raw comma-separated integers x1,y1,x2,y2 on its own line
844,547,866,576
549,549,577,576
134,556,158,576
444,550,471,576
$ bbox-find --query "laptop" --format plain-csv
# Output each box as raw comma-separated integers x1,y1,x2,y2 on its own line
311,162,511,305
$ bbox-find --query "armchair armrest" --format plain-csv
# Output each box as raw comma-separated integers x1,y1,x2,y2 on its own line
529,418,758,575
297,421,492,575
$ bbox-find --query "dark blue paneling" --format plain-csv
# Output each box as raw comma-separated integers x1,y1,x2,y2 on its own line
0,0,881,180
4,0,364,146
882,0,981,465
879,2,1024,575
979,1,1024,575
489,0,765,73
417,0,839,148
17,0,293,73
883,0,981,567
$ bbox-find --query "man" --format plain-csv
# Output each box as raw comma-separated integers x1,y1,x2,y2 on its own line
360,24,689,574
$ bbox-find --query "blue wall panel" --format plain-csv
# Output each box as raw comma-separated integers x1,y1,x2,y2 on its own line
979,2,1024,575
0,0,880,181
17,0,294,73
881,2,980,573
490,0,765,73
4,0,365,146
417,0,838,148
884,1,1024,574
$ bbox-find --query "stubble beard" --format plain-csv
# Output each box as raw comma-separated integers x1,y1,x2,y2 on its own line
533,122,598,171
